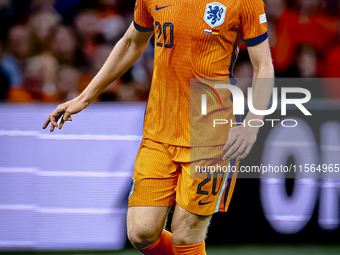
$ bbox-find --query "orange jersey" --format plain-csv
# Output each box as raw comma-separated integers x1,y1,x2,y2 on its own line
134,0,268,146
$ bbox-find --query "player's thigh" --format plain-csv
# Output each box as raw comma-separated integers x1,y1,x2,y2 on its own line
127,206,170,248
171,204,212,246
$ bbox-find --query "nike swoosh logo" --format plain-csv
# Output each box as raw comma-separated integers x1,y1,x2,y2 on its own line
156,5,171,11
198,200,213,206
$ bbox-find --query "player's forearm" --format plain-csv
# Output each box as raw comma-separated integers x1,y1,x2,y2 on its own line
244,64,274,131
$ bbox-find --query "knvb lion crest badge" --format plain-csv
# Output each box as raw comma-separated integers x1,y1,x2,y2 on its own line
204,2,227,28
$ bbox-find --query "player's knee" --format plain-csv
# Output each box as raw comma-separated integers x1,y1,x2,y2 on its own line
127,225,161,248
172,230,193,246
171,212,210,246
172,225,207,246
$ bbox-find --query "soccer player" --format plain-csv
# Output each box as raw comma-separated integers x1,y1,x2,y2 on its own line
43,0,274,254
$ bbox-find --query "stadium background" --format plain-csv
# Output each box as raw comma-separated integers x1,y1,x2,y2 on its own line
0,0,340,254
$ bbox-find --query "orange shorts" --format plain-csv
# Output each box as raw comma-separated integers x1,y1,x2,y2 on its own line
128,138,238,216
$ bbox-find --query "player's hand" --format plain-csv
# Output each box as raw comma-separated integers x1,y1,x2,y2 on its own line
42,98,90,132
222,125,258,161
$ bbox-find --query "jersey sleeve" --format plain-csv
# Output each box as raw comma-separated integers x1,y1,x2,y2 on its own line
134,0,154,32
240,0,268,47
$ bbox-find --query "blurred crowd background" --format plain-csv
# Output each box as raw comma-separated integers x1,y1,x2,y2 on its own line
0,0,339,103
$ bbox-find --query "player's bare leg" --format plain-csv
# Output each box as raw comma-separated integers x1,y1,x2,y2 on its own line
171,204,211,254
127,206,170,248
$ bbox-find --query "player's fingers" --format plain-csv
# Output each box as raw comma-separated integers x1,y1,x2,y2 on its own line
50,116,59,128
222,135,237,153
226,143,247,161
43,105,67,131
238,146,252,160
55,112,64,122
223,144,240,161
50,114,60,132
222,128,240,153
223,139,242,160
42,115,51,129
50,122,56,132
50,110,63,128
50,105,68,126
63,111,73,122
59,118,66,129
